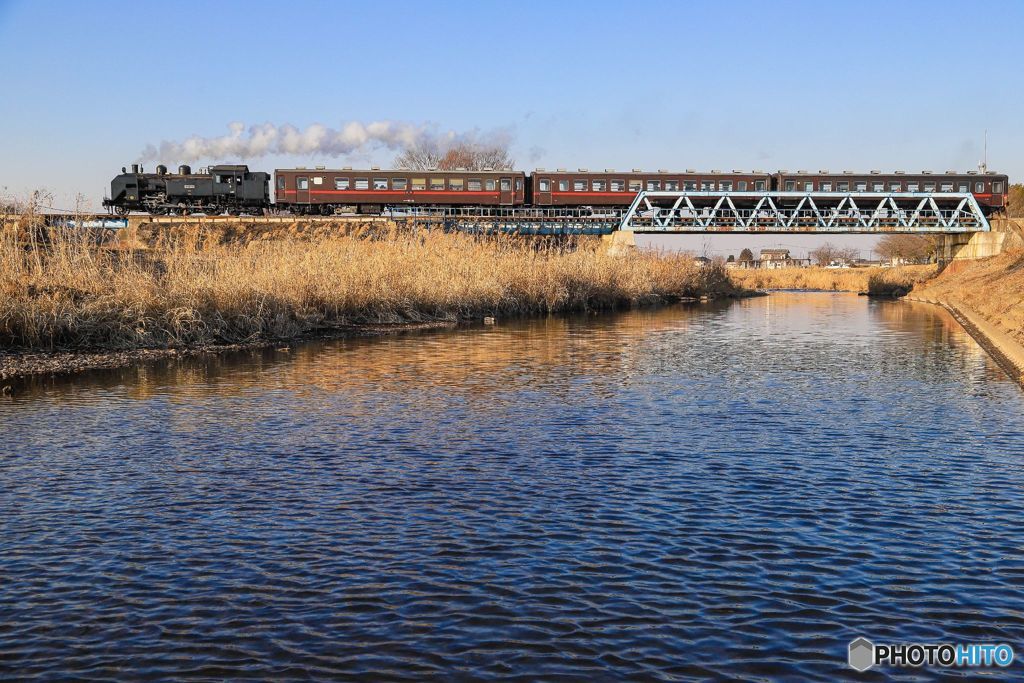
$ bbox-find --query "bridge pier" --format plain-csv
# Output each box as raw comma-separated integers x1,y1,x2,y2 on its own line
601,229,636,255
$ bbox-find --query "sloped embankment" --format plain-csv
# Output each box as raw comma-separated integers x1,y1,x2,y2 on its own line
908,248,1024,380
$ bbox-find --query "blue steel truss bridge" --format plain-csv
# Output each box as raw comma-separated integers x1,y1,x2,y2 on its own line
390,190,992,235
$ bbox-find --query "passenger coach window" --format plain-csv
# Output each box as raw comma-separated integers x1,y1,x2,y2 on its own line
701,181,714,191
959,183,968,193
611,180,624,191
721,181,733,191
500,178,512,191
450,178,464,191
592,180,606,191
297,176,309,190
838,181,849,192
354,178,368,190
784,181,795,191
313,176,323,185
975,182,984,193
628,180,642,192
924,183,935,192
940,183,953,192
647,180,661,191
737,181,747,191
486,179,497,191
907,183,919,192
558,180,568,192
468,179,482,191
872,182,883,192
821,182,832,191
573,180,587,191
803,182,813,192
277,176,286,190
538,179,551,192
335,177,349,190
665,180,679,191
430,178,445,190
994,182,1004,193
393,178,408,190
890,182,901,192
754,180,765,191
855,182,867,192
373,178,388,190
516,179,523,191
412,178,426,190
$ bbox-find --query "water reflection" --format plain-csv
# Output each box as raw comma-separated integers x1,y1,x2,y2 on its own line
2,293,1023,681
4,294,1008,404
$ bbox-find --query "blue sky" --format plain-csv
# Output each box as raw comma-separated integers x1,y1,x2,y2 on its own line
1,0,1020,255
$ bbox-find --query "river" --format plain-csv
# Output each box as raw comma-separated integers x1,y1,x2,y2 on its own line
2,293,1023,680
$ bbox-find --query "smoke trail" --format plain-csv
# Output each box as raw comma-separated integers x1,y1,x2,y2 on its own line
138,121,509,163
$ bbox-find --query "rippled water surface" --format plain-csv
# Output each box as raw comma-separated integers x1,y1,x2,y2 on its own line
3,294,1024,681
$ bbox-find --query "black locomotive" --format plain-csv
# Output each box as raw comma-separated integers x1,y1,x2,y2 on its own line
103,164,270,216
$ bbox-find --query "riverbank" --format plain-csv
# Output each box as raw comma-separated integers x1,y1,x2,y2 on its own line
0,226,744,380
728,264,936,295
906,249,1024,382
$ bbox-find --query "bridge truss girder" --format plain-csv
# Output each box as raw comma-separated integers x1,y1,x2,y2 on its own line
619,191,991,233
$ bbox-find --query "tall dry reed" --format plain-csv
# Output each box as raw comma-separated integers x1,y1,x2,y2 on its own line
0,225,739,351
729,265,935,294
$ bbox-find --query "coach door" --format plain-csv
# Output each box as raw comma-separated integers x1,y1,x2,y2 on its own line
499,176,514,205
296,175,310,204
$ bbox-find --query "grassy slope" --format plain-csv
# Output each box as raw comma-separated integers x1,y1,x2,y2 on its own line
910,249,1024,347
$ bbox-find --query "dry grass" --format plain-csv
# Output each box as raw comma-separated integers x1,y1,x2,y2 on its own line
0,224,739,351
729,265,936,295
911,249,1024,346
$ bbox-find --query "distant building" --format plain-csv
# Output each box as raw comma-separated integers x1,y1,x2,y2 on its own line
758,248,809,269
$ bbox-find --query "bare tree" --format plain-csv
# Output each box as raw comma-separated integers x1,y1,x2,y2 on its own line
809,242,859,266
875,234,936,264
1008,183,1024,218
395,141,515,171
393,143,444,171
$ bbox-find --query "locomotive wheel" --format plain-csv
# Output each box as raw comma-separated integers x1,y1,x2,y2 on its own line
114,206,130,216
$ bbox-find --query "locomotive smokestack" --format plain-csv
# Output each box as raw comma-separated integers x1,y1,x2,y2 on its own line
131,163,140,173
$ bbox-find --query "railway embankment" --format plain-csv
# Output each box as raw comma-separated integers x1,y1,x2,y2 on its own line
0,223,744,382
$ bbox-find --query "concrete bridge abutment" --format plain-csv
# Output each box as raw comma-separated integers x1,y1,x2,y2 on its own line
937,219,1024,264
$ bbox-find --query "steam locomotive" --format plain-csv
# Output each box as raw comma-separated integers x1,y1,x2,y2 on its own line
103,164,270,216
104,164,1010,216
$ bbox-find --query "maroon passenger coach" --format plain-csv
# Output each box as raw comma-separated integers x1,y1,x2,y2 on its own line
529,169,774,208
773,170,1009,212
274,167,527,214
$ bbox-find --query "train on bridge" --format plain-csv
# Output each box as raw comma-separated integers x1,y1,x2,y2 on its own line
103,164,1010,217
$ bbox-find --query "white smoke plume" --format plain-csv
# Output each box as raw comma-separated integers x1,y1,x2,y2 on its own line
138,121,509,164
